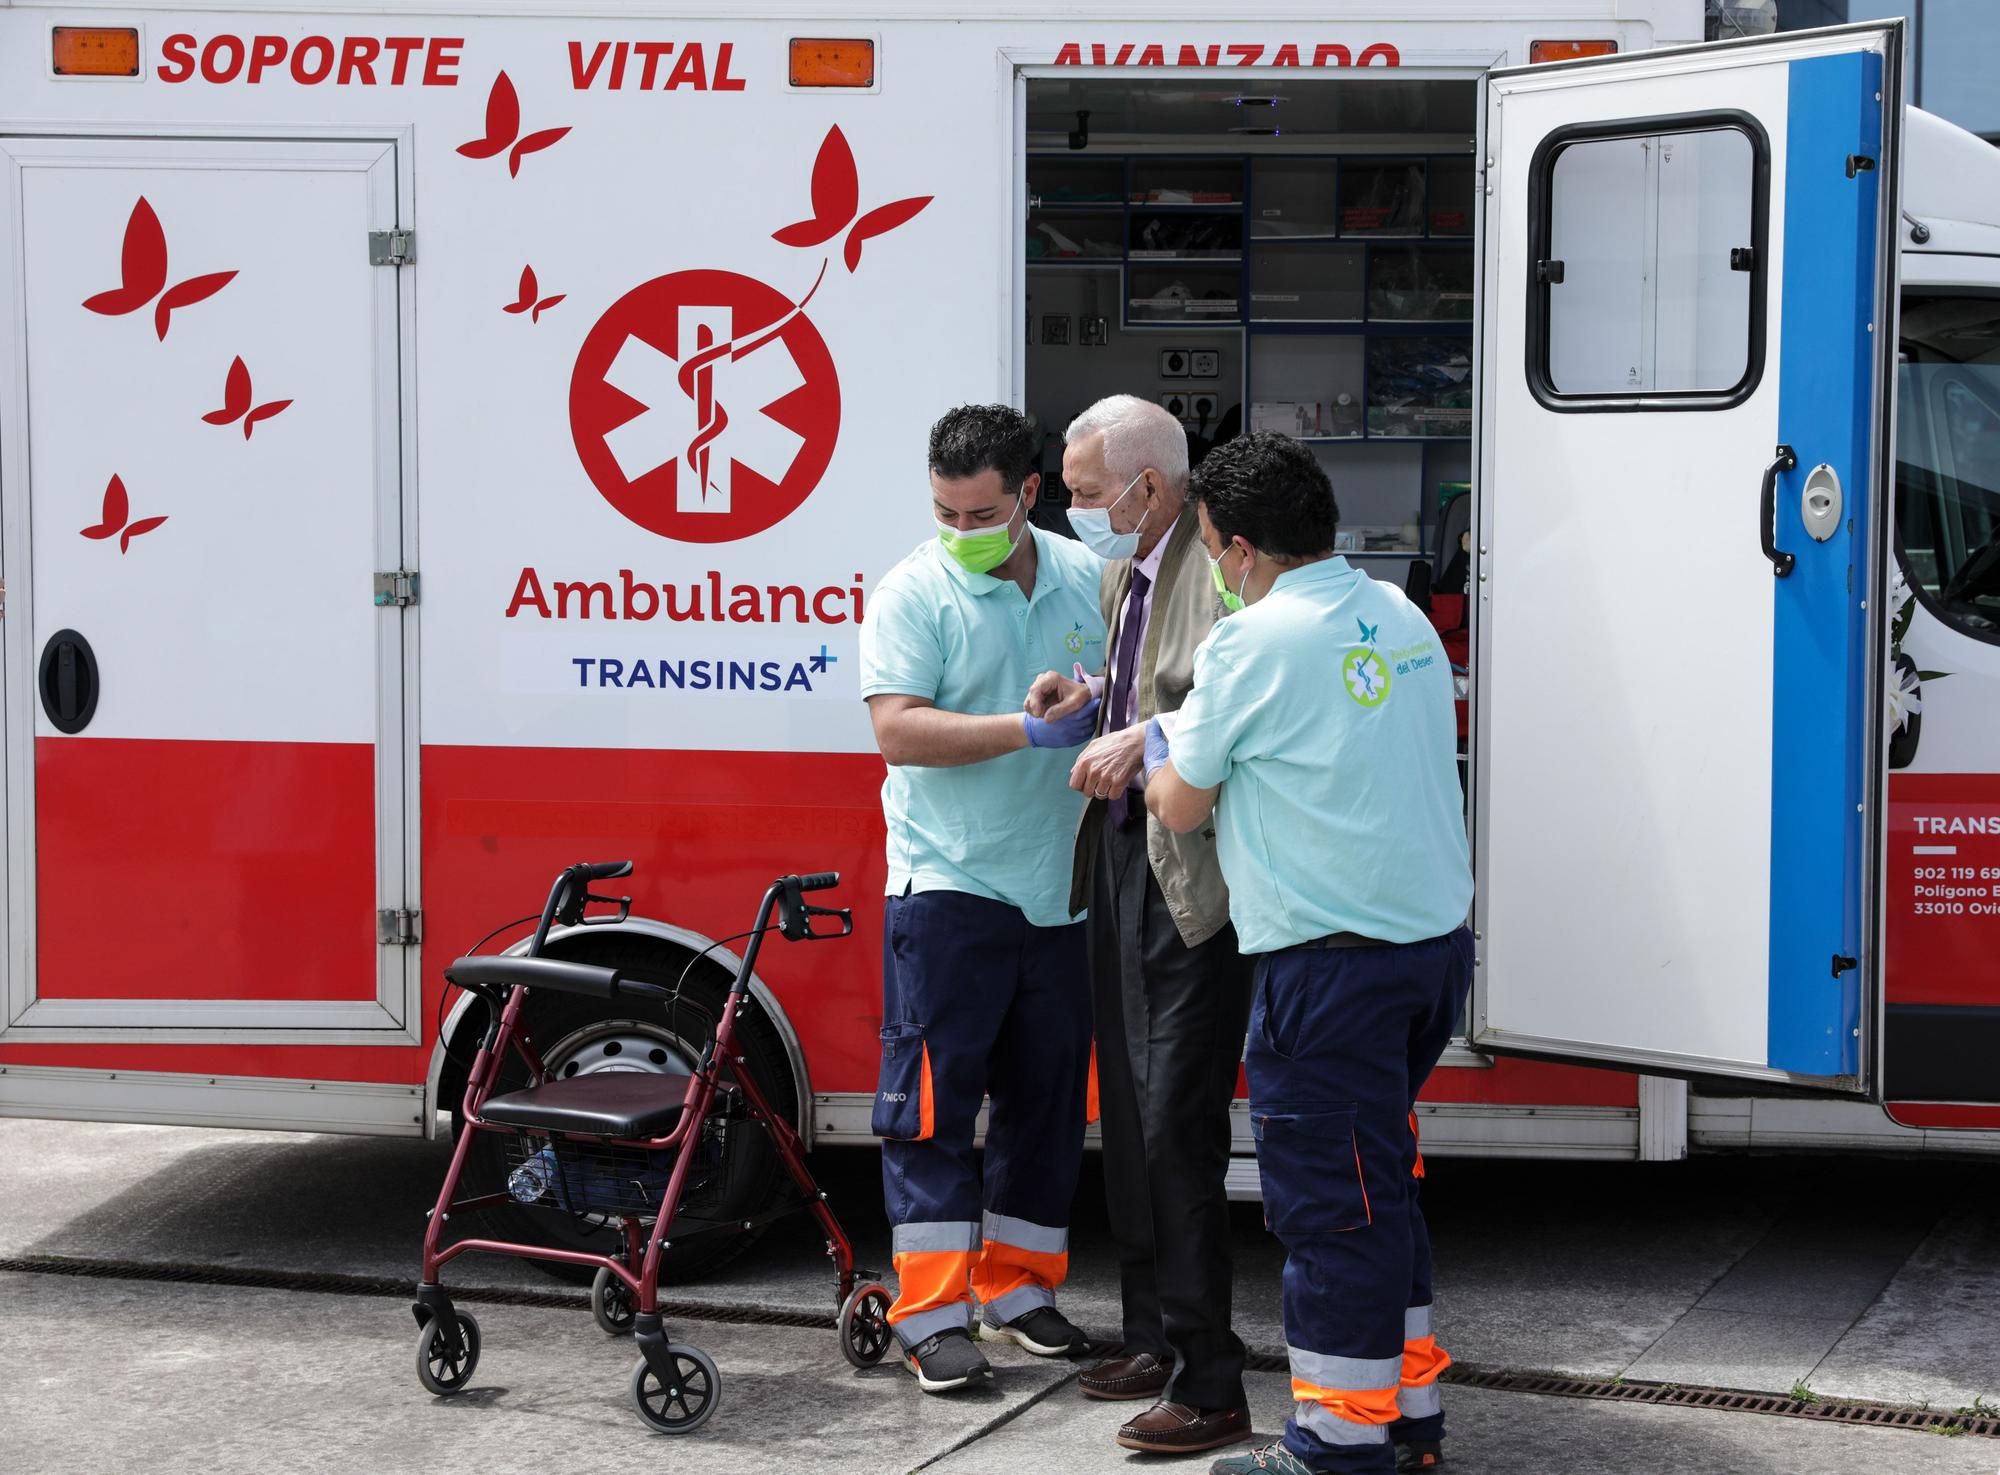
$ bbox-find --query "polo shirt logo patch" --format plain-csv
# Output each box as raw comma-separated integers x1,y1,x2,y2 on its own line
1342,646,1393,708
1064,622,1086,655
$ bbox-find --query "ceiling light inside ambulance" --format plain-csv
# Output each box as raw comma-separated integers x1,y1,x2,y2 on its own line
1529,39,1618,64
789,38,875,88
51,26,140,76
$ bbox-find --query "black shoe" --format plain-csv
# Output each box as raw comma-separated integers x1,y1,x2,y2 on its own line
904,1329,992,1393
1397,1440,1446,1471
978,1304,1087,1357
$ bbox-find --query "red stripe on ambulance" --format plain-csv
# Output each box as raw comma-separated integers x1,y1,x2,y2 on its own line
36,736,377,1002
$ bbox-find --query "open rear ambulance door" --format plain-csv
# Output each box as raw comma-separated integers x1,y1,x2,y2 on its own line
1471,23,1903,1094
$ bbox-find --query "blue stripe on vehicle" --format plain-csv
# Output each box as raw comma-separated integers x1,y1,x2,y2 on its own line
1768,49,1881,1078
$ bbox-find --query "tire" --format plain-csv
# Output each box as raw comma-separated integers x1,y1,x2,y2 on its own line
592,1263,637,1336
630,1344,721,1434
838,1281,893,1369
467,931,798,1285
414,1309,481,1396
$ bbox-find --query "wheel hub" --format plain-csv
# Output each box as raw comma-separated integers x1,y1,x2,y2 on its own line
542,1018,699,1079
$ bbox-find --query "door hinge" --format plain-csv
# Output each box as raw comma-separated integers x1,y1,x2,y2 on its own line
369,228,415,266
1831,953,1859,977
378,908,422,946
0,577,7,619
1537,258,1566,285
1844,154,1876,180
374,570,419,607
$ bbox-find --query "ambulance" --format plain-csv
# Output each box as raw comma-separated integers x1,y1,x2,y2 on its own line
3,0,1996,1275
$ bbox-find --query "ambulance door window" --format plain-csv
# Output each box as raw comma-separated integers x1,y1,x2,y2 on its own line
1896,294,2000,640
1532,120,1765,405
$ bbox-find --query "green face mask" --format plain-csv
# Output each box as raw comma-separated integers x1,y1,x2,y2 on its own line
938,493,1026,575
1208,551,1249,613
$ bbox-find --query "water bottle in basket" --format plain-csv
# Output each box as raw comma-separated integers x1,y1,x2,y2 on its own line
507,1145,560,1205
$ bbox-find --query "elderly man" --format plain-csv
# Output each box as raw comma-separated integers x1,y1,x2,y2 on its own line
1027,395,1254,1456
859,404,1109,1393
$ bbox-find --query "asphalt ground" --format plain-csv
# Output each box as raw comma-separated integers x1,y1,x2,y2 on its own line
2,1117,1998,1474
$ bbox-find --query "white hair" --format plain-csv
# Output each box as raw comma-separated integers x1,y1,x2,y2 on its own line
1065,395,1189,491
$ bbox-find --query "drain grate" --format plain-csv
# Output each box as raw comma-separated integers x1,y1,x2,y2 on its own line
1443,1366,2000,1437
7,1253,1995,1439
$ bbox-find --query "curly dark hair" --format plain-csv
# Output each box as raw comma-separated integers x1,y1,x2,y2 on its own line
929,404,1038,493
1190,432,1338,558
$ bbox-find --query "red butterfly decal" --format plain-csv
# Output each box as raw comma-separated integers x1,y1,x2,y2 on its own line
81,198,238,340
202,356,292,439
773,127,859,248
845,195,935,273
79,474,167,554
80,198,166,315
503,265,566,323
457,72,571,178
773,127,932,272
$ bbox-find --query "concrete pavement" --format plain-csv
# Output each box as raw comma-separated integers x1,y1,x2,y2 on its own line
3,1117,1998,1473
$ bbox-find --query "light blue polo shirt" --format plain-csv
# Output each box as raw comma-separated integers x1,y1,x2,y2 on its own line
1169,557,1472,953
859,524,1108,926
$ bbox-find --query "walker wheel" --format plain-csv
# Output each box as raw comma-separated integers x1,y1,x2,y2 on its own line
630,1344,720,1434
592,1264,637,1336
838,1281,893,1369
414,1309,482,1396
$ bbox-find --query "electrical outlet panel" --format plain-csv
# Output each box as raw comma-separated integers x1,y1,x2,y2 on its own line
1190,394,1218,421
1189,350,1221,379
1159,392,1190,418
1159,349,1190,378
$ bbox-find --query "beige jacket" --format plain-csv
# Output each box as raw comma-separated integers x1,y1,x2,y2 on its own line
1067,504,1232,947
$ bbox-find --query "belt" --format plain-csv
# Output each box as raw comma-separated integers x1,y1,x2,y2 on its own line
1286,930,1393,951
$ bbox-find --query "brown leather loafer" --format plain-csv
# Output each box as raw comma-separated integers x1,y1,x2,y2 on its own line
1114,1400,1252,1454
1078,1350,1170,1401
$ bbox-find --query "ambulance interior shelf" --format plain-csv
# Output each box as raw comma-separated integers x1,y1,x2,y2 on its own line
1026,153,1475,338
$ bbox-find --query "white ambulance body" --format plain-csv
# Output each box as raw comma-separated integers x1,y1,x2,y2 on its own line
0,0,1994,1249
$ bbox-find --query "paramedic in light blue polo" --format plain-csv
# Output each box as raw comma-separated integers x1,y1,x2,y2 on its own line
1143,433,1474,1475
858,404,1108,1394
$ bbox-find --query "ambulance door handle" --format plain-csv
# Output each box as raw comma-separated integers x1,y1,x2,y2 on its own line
1760,444,1797,578
37,628,100,735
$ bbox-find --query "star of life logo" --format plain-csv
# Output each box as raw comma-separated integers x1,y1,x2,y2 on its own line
567,127,932,545
1343,618,1391,708
570,269,840,544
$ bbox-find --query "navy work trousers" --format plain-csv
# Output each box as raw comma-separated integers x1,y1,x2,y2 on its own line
1246,927,1474,1473
876,888,1092,1346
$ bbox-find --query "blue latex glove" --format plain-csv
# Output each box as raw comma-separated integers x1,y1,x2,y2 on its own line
1142,715,1171,781
1023,698,1100,750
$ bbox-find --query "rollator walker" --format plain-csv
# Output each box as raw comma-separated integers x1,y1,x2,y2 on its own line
412,861,893,1432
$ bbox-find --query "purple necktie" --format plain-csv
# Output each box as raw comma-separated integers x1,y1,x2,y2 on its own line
1106,566,1150,828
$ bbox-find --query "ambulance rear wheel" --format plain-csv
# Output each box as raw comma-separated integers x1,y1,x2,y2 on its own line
463,931,797,1285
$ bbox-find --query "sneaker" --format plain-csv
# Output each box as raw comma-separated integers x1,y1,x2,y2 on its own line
1209,1441,1319,1475
1396,1440,1446,1471
978,1304,1087,1357
903,1328,992,1393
